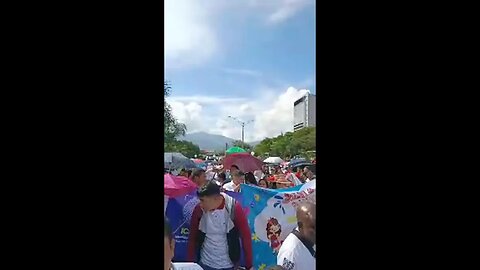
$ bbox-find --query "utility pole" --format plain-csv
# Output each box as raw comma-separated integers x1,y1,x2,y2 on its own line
228,116,254,143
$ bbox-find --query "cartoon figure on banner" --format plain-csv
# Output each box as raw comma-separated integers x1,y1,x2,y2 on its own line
266,217,283,253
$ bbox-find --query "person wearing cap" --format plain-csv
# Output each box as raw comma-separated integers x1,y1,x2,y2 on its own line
187,182,254,270
223,171,245,192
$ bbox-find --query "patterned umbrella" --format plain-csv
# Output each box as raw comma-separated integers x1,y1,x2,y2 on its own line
225,146,247,155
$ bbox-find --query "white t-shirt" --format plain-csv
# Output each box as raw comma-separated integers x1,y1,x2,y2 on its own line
277,232,316,270
171,262,203,270
222,181,238,192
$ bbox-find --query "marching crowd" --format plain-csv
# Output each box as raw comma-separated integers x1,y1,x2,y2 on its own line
165,161,317,270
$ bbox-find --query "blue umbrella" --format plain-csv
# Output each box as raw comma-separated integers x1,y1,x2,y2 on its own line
164,152,198,170
289,158,307,167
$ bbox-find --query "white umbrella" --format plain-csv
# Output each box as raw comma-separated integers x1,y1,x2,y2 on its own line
263,156,284,164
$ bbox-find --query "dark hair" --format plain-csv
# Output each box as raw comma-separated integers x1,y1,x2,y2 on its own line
306,165,316,174
258,178,268,187
197,181,221,197
164,216,173,241
231,165,239,170
191,169,205,179
232,170,245,178
269,182,277,189
245,172,257,185
218,172,226,180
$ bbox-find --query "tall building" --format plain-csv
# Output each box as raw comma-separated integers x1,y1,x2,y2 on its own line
293,93,316,131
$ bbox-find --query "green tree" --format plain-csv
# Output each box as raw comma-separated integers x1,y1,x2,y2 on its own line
165,140,201,158
253,127,316,159
164,82,186,147
164,81,202,158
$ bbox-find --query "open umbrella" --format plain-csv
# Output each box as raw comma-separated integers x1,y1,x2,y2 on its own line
263,157,284,164
192,159,204,164
164,152,198,170
164,173,198,197
226,146,247,155
291,162,313,170
289,158,307,167
223,152,263,173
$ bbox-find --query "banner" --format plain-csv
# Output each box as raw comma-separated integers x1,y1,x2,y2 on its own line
240,181,316,269
165,181,316,269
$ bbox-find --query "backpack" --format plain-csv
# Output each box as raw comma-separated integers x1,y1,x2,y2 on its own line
223,192,236,221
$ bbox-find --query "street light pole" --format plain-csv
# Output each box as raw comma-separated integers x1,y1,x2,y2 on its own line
228,116,254,143
241,122,245,143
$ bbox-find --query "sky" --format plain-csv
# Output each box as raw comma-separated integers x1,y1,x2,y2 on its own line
165,0,315,142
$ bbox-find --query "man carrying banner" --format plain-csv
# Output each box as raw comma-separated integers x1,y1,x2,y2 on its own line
187,181,254,270
277,202,316,270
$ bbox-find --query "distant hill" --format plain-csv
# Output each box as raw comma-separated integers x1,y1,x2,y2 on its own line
179,132,260,151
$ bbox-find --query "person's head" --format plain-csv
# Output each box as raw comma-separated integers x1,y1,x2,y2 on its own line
258,178,268,188
164,216,175,270
217,172,226,184
231,171,245,185
245,172,257,185
178,168,188,177
303,166,316,180
197,181,223,211
230,165,239,174
191,169,207,187
296,201,316,245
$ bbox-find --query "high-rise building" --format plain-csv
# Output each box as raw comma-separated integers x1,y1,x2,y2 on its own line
293,93,316,131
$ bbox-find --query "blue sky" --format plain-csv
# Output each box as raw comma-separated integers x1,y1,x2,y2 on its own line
165,0,315,142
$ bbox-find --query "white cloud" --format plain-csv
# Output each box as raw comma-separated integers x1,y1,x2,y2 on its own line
248,0,314,24
165,0,219,68
169,96,247,105
166,86,311,142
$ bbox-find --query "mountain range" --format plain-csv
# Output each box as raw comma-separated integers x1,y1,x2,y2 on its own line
178,132,261,151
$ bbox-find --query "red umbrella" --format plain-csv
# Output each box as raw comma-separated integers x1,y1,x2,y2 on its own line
223,153,264,173
164,173,198,197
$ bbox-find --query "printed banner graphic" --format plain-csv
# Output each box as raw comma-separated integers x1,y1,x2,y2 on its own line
240,181,316,269
165,180,316,269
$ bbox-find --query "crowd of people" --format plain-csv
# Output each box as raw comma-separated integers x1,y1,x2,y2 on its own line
174,162,316,191
164,160,317,270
